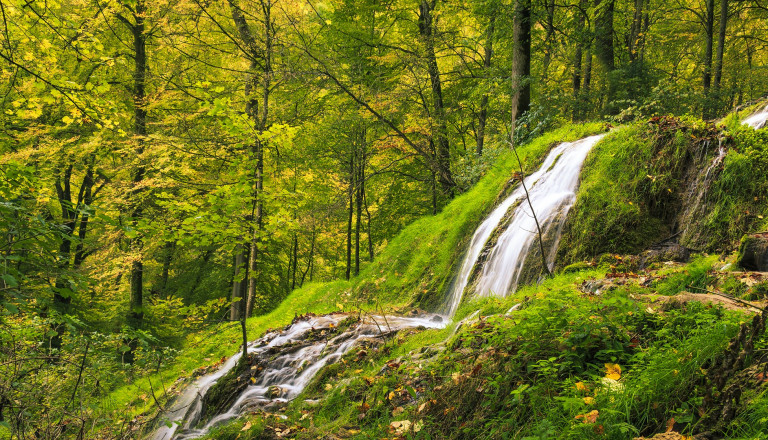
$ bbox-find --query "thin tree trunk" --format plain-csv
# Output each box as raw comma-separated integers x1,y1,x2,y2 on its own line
594,0,615,70
116,0,148,363
572,0,586,121
230,246,246,321
73,163,95,269
300,228,315,287
419,0,454,198
511,0,532,129
354,137,365,276
291,234,299,290
364,189,374,262
541,0,556,80
713,0,728,90
158,240,174,298
345,148,354,280
227,0,272,318
476,13,495,156
703,0,715,92
629,0,644,62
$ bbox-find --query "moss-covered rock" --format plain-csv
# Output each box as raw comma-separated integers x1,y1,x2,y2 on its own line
737,233,768,271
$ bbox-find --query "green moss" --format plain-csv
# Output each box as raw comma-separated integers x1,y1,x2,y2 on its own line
562,261,593,274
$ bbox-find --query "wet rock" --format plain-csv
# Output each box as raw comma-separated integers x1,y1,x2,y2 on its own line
430,315,443,323
267,385,285,398
737,233,768,271
640,243,691,267
579,279,614,296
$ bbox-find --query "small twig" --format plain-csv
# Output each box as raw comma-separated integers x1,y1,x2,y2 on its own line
509,141,552,278
67,339,90,409
686,285,766,313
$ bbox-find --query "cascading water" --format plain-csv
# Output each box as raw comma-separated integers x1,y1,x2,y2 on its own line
742,104,768,129
152,313,445,440
441,134,606,316
151,133,609,439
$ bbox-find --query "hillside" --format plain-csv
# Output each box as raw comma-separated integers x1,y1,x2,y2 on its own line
99,108,768,440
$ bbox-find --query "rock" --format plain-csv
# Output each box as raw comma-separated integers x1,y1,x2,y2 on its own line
640,243,691,268
430,315,443,323
267,385,284,398
579,279,614,296
737,233,768,271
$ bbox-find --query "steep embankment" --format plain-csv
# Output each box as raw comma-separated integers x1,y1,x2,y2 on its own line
560,111,768,263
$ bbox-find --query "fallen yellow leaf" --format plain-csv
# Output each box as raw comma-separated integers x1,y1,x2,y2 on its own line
583,396,595,405
575,410,599,424
575,382,587,391
605,363,621,380
241,421,252,431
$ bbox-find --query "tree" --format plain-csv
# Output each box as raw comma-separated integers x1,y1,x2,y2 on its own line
511,0,532,128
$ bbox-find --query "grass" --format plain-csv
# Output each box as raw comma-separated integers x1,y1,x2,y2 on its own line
197,255,765,440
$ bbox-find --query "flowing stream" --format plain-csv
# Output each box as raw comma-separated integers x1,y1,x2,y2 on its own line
441,134,606,316
152,314,445,440
151,133,608,439
742,104,768,129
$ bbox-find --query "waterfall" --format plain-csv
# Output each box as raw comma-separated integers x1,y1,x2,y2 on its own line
742,104,768,129
152,314,445,440
151,133,608,440
441,134,606,316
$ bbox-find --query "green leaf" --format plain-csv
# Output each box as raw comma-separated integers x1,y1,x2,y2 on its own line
1,274,18,287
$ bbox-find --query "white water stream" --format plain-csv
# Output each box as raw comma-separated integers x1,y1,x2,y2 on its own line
742,104,768,129
441,134,606,316
153,314,445,440
153,133,610,439
150,113,768,438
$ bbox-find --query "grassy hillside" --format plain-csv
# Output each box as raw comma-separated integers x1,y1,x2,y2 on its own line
560,112,768,264
97,111,768,440
96,123,604,430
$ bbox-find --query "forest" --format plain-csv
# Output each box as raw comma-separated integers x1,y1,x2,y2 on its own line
2,0,768,439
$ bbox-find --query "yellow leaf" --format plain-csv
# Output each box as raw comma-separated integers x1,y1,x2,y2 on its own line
604,363,621,381
336,302,344,310
583,396,595,405
241,421,252,431
575,382,587,391
575,410,599,424
388,391,395,400
324,383,333,391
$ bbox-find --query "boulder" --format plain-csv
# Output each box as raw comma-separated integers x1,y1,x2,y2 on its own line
737,233,768,271
640,243,691,268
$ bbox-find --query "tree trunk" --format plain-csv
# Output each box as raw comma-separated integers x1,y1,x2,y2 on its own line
511,0,532,129
364,188,374,262
476,13,495,156
418,0,454,198
713,0,728,90
594,0,615,70
572,0,587,121
291,234,299,291
158,240,174,298
113,0,148,363
354,134,365,276
541,0,556,81
227,0,272,318
73,162,95,269
128,0,147,338
629,0,644,62
230,246,246,321
345,147,354,281
703,0,715,92
300,228,315,287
